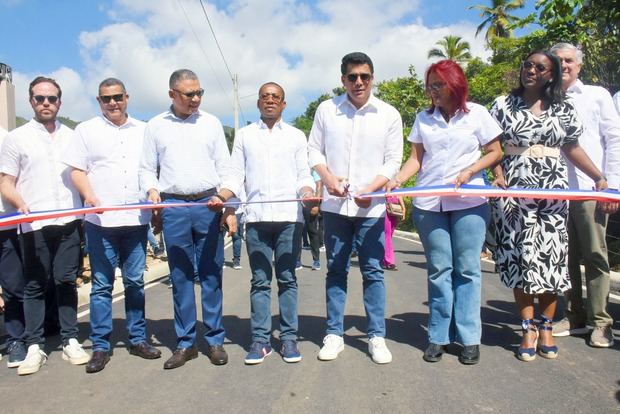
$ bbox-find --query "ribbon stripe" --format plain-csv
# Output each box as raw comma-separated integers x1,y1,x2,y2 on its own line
1,184,617,228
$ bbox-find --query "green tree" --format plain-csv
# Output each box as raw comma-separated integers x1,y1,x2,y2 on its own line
466,59,517,107
469,0,526,45
292,92,334,136
427,35,472,64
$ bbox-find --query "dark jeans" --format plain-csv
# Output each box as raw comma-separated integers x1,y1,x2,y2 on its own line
161,197,225,348
0,228,25,345
245,222,302,342
232,213,245,260
20,220,81,346
303,208,321,261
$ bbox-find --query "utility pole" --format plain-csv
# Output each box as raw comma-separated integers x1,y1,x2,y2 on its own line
233,73,239,136
0,63,16,131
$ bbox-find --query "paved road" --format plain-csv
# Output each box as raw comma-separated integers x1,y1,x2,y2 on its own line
1,234,619,413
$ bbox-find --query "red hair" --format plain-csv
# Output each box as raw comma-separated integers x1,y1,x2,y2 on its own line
425,60,469,114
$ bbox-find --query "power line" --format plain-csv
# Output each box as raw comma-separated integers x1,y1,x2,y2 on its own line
198,0,234,80
176,0,228,95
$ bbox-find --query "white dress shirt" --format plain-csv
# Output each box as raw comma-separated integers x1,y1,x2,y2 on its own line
566,80,620,189
0,119,81,232
0,127,17,230
64,115,150,227
308,94,403,218
139,109,231,195
410,103,502,212
224,119,314,223
614,91,620,115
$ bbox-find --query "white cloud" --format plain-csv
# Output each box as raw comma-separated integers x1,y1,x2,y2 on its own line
12,0,491,126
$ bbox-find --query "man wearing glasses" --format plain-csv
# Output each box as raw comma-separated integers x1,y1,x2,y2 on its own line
0,76,89,375
308,52,403,364
64,78,161,373
139,69,236,370
212,82,315,364
550,43,620,348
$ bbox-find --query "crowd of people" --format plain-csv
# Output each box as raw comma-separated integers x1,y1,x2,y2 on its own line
0,44,618,377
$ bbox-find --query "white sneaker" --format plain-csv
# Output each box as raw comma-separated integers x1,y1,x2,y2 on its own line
368,336,392,364
62,338,90,365
318,334,344,361
17,344,47,376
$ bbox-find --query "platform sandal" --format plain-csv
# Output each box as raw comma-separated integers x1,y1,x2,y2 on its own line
517,319,538,362
537,315,559,359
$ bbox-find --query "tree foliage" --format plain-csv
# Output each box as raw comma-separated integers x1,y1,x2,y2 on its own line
427,35,472,64
469,0,526,45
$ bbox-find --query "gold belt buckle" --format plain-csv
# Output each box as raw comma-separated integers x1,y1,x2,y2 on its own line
530,144,544,158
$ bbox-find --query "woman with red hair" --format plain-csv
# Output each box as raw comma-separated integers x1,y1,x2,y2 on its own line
386,60,502,364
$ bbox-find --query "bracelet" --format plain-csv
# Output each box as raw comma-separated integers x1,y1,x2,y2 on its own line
214,194,226,203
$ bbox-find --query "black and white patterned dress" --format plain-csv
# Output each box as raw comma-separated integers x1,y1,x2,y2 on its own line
490,95,583,294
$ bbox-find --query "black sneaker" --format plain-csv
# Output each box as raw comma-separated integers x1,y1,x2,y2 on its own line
423,343,446,363
7,341,27,368
458,345,480,365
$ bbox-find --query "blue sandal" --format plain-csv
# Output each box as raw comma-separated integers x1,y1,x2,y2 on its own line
517,319,538,362
538,315,559,359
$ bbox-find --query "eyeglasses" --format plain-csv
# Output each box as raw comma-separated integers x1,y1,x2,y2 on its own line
259,92,283,102
32,95,59,104
522,61,549,73
346,73,372,83
173,88,204,99
426,82,447,92
99,94,125,104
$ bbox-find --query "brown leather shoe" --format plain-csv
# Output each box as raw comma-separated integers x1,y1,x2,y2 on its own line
129,342,162,359
206,344,228,365
85,351,110,374
163,346,198,369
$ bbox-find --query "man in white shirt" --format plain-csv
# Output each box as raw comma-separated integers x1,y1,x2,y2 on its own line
215,82,315,364
139,69,236,370
65,78,162,373
550,43,620,348
0,76,89,376
0,126,27,368
308,52,403,364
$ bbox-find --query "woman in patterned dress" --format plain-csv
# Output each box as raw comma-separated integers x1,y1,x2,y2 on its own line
490,51,608,361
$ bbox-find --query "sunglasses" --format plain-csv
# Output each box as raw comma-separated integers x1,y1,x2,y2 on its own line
259,92,283,102
522,61,549,73
32,95,59,104
346,73,372,82
99,94,125,104
426,82,447,92
173,88,204,99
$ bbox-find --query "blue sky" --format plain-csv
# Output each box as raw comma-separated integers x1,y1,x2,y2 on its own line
0,0,538,127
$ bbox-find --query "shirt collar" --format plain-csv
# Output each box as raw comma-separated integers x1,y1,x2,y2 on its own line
100,114,135,128
567,79,584,94
257,118,284,130
336,93,378,113
29,118,61,133
166,106,201,121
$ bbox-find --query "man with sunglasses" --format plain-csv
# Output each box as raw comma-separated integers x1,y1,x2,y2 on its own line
308,52,403,364
211,82,315,365
0,76,89,375
64,78,161,373
139,69,236,370
550,43,620,348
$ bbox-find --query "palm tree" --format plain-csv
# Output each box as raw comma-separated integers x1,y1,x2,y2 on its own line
427,35,472,64
469,0,525,44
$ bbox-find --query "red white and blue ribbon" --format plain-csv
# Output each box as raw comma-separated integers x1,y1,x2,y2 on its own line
1,184,618,228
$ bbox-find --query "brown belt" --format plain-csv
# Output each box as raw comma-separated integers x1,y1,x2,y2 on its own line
504,144,560,158
160,188,217,202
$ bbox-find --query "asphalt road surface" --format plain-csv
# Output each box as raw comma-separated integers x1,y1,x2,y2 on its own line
1,234,619,413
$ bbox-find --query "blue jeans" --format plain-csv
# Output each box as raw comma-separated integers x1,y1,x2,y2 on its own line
245,222,301,342
162,197,225,348
322,212,386,338
232,212,245,260
413,204,490,346
86,223,148,351
0,229,25,345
